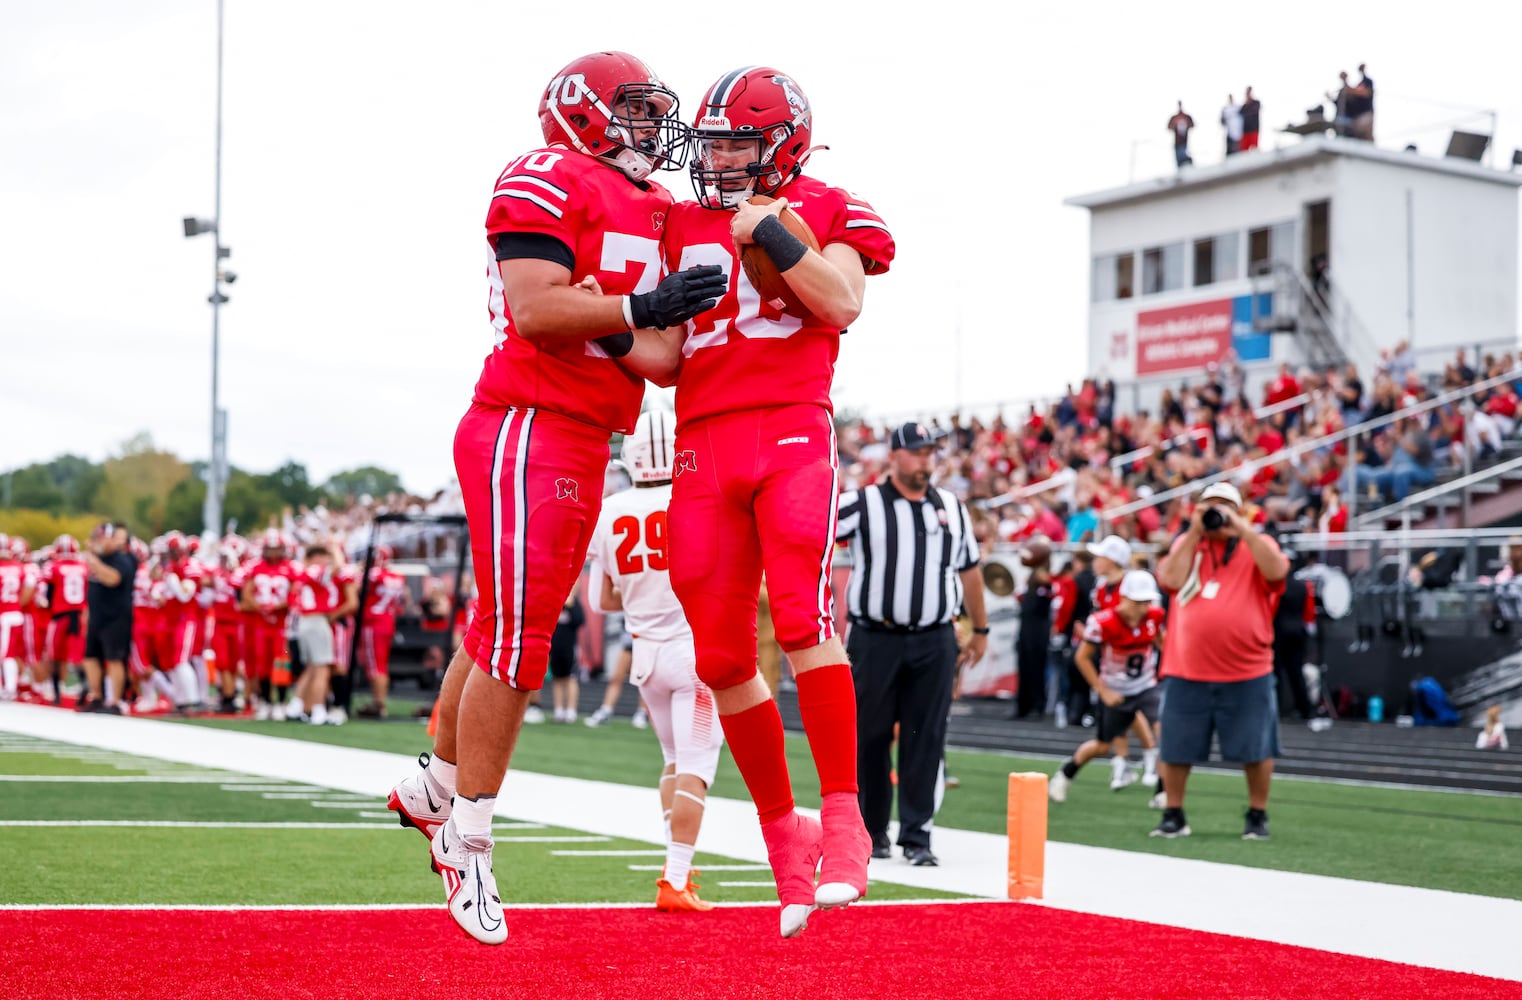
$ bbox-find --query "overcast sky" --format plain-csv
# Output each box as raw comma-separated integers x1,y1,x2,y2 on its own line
4,1,1520,495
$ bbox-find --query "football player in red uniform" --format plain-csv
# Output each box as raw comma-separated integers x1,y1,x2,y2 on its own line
240,530,297,719
646,67,896,937
385,51,725,946
1048,571,1167,804
156,532,205,709
357,545,407,719
44,535,90,703
208,536,249,714
0,536,38,700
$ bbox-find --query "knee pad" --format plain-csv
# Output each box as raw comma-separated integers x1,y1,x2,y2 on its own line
693,652,756,693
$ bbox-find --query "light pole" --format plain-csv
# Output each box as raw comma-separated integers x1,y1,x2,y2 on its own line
183,0,230,540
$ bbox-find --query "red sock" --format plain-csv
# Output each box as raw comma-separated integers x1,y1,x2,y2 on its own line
719,699,794,825
795,663,859,796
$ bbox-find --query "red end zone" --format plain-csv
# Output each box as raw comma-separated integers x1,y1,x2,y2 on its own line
5,902,1516,999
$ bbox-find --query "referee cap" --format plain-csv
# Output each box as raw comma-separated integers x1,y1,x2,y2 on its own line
1119,570,1161,603
889,422,948,452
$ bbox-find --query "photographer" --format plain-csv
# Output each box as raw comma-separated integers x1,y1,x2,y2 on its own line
1153,483,1289,840
80,522,138,714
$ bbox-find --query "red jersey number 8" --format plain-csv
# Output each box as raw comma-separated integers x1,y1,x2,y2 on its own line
612,512,669,575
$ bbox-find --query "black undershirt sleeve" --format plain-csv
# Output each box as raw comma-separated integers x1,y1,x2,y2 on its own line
493,231,574,272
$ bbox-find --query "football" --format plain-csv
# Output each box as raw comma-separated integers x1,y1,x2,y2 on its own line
738,195,820,317
1019,536,1053,568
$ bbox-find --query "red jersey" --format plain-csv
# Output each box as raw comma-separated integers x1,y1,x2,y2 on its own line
1082,606,1166,696
133,566,160,621
663,175,895,427
1092,578,1122,613
48,558,90,614
244,559,296,628
211,565,247,621
159,559,203,622
476,147,676,433
363,567,407,625
0,562,38,614
291,563,342,616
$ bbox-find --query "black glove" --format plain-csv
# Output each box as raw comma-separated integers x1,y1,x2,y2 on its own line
628,265,727,330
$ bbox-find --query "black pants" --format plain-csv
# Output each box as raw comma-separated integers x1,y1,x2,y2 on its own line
1015,634,1048,718
1272,629,1314,719
847,623,957,851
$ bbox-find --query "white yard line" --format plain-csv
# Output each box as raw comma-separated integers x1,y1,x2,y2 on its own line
1,702,1517,982
627,864,770,872
552,850,666,857
0,775,268,783
0,820,402,829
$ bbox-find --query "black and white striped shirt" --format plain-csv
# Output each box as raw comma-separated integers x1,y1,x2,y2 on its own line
836,479,980,629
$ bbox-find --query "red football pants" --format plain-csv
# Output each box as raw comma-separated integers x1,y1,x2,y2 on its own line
211,616,244,678
456,402,609,690
668,404,839,692
361,623,396,680
246,623,287,682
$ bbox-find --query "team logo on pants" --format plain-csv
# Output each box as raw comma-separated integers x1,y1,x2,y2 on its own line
555,478,579,502
674,451,698,477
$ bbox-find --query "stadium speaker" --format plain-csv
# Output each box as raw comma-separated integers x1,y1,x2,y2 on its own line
1511,148,1522,171
1444,130,1490,162
983,561,1016,598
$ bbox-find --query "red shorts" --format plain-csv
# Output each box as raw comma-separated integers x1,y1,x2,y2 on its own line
211,615,244,677
331,617,354,672
45,611,85,664
246,623,287,681
0,611,24,660
157,616,199,669
361,622,396,679
1239,131,1259,151
668,404,839,691
456,402,609,690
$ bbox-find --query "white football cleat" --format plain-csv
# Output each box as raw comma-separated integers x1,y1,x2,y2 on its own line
1049,770,1071,803
387,752,451,841
308,703,329,726
431,817,508,945
326,707,347,726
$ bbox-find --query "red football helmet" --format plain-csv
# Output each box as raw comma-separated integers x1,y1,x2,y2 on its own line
129,537,150,563
8,536,29,561
538,51,685,181
53,534,80,557
259,528,287,559
689,67,814,209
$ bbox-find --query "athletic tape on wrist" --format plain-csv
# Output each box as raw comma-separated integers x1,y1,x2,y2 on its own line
751,214,808,272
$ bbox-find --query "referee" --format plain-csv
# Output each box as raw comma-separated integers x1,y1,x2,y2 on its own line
836,422,987,866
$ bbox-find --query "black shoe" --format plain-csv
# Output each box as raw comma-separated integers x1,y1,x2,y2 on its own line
1150,808,1191,838
871,843,892,860
1242,808,1271,840
99,703,123,715
74,696,97,713
903,846,939,867
217,697,239,715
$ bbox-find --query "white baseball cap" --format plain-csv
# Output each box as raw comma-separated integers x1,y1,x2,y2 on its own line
1199,482,1243,508
1118,570,1161,603
1086,534,1132,567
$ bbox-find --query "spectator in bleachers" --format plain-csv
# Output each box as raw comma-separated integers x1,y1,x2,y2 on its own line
1356,418,1437,503
1168,101,1195,168
1221,95,1244,156
1240,87,1261,151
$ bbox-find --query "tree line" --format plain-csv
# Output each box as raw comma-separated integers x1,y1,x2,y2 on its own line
0,433,406,547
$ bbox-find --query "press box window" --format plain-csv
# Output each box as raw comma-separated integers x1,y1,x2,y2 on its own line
1141,243,1184,295
1091,253,1135,302
1193,232,1241,286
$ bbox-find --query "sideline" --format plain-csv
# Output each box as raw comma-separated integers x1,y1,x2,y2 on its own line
1,703,1516,982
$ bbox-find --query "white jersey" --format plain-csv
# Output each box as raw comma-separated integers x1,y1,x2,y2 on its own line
589,484,690,643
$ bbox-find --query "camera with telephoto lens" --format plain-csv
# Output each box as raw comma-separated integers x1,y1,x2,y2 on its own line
1201,506,1227,532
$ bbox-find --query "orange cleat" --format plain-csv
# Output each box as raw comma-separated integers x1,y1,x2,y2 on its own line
656,873,715,913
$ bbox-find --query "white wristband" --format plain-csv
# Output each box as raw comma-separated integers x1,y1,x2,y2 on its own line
621,295,636,332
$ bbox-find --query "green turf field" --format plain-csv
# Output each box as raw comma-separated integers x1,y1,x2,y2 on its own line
170,714,1522,901
0,733,954,906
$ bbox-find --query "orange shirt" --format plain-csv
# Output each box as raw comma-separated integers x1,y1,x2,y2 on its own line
1159,533,1286,682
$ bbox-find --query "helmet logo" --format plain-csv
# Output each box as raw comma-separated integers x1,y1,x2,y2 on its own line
651,211,665,231
773,74,808,118
698,115,731,130
548,73,590,108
